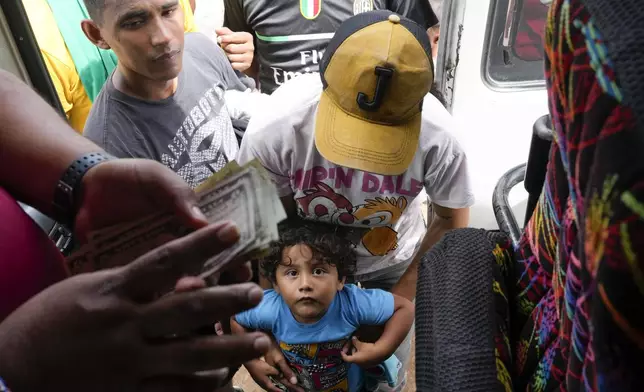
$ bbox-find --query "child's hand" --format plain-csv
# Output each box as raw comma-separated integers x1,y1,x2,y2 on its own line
341,336,390,369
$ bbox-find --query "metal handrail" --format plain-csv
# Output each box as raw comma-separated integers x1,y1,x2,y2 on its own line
492,163,526,248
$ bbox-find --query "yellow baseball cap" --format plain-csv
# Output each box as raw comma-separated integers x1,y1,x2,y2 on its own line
316,10,434,176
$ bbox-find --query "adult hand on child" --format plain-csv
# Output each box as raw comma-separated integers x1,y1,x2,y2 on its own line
261,343,304,392
244,359,285,392
341,336,389,369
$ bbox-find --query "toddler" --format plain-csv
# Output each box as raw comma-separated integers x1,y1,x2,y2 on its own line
232,221,414,391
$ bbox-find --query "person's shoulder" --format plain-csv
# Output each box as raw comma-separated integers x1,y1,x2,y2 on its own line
83,85,126,140
246,289,284,317
339,284,391,304
262,289,281,303
184,32,227,62
420,93,454,134
83,90,110,139
245,74,322,137
418,93,463,150
337,285,393,323
185,31,216,47
340,284,362,298
342,284,391,298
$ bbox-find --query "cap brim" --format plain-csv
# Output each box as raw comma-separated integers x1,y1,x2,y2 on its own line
315,91,420,176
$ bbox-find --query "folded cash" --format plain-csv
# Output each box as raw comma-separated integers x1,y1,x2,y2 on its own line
66,159,287,279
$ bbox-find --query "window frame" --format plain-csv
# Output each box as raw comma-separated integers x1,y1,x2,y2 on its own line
434,0,467,112
481,0,547,91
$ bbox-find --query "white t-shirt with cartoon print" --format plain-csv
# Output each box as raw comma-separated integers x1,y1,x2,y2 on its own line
237,74,474,280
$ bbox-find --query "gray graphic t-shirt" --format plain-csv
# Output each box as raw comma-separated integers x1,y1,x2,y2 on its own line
84,33,247,188
224,0,438,94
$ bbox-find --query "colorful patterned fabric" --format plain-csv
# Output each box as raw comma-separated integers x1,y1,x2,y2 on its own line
509,0,644,390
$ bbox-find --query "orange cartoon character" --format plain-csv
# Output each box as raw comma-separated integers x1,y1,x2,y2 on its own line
352,197,409,256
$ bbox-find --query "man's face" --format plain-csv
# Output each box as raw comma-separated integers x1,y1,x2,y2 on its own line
99,0,185,81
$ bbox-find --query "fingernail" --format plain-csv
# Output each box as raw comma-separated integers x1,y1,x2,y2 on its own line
217,36,223,43
248,286,263,304
290,377,298,384
217,224,239,242
253,335,271,352
192,206,208,222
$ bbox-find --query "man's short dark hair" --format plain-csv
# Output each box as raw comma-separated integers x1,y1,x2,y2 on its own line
259,219,357,282
83,0,105,23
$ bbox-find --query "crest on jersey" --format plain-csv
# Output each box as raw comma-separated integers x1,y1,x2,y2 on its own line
300,0,322,19
353,0,374,15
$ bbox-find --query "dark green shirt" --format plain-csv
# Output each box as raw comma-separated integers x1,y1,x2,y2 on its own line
224,0,438,94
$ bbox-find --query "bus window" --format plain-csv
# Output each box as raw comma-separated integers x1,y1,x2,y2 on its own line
483,0,551,89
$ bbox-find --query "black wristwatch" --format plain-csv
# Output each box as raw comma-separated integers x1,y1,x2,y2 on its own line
52,152,115,226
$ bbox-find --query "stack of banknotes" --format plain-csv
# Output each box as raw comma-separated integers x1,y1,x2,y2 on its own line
66,159,287,279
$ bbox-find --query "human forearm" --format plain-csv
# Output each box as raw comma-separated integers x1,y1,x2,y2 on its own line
373,295,414,358
0,71,102,216
280,195,298,217
391,220,448,301
392,205,470,301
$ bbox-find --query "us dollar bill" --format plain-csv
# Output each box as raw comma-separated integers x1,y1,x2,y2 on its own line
66,159,286,280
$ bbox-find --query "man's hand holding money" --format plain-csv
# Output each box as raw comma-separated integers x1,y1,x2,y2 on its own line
67,159,286,281
74,158,208,239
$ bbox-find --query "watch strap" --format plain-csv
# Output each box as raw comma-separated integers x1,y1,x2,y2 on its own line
52,152,114,225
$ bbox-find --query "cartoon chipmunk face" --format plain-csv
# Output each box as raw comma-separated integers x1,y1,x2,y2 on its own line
296,183,356,225
352,197,408,227
352,197,409,256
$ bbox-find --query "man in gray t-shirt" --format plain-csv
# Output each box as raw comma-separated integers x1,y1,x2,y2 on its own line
81,0,249,188
224,0,438,94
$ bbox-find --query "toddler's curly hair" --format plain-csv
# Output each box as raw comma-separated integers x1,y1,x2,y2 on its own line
259,219,357,282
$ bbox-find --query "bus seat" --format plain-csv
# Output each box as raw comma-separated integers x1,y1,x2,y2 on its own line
415,116,554,391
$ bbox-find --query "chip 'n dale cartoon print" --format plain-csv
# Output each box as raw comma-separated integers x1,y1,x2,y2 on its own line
295,182,356,225
295,175,412,258
352,197,408,256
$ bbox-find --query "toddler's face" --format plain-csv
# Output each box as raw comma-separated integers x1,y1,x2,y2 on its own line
274,244,344,324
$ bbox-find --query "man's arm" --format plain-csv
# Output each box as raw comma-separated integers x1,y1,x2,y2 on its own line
223,0,259,78
0,70,102,217
280,194,298,217
391,204,470,301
